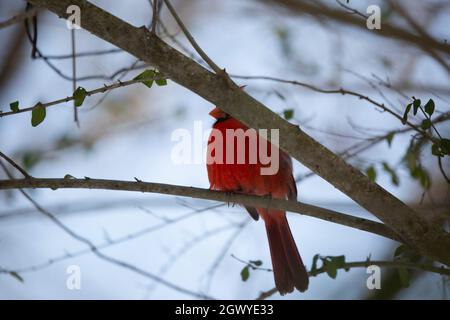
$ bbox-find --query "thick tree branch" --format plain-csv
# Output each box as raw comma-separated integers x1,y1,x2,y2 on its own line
0,177,399,241
257,259,450,299
24,0,450,265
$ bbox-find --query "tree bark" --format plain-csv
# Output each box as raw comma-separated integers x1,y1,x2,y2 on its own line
24,0,450,265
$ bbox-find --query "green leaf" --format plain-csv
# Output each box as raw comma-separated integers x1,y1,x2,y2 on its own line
397,268,410,287
9,271,24,283
31,103,46,127
394,244,407,259
421,119,431,130
240,266,250,281
250,260,263,267
10,101,19,112
283,109,294,120
413,98,421,112
402,103,412,124
382,162,399,186
134,69,156,88
155,73,167,86
424,99,435,116
386,132,394,147
366,166,377,182
73,87,87,107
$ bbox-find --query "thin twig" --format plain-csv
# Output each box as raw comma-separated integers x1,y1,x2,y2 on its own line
0,151,31,178
144,221,236,297
336,0,368,19
0,161,212,299
40,48,122,60
0,7,38,29
151,0,159,33
0,74,165,118
387,0,450,75
161,0,223,75
204,219,250,292
2,204,222,275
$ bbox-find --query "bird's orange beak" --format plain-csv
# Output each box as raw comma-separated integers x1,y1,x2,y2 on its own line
209,107,227,119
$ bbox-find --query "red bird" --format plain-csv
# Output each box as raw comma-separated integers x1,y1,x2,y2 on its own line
206,107,309,295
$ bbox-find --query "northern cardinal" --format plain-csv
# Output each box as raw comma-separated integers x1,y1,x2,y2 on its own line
206,106,309,294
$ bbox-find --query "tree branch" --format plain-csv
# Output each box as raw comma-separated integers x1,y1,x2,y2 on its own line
0,151,32,178
2,204,220,275
256,259,450,299
0,74,164,118
0,7,38,29
0,162,212,299
24,0,450,265
0,177,400,241
161,0,223,74
264,0,450,56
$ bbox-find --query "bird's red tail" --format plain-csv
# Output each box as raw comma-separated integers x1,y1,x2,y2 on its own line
262,210,309,295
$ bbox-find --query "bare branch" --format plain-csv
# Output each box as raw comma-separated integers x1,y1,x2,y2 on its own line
230,74,437,143
24,0,450,265
71,28,79,125
151,0,159,33
161,0,223,74
204,219,250,292
0,163,212,299
257,259,450,299
0,74,165,118
0,151,32,179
